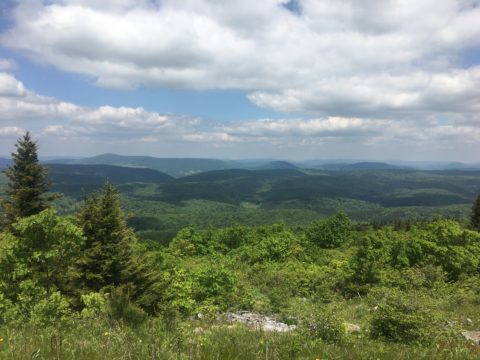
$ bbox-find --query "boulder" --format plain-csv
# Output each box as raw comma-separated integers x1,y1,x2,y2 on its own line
462,331,480,345
223,311,296,332
345,323,361,333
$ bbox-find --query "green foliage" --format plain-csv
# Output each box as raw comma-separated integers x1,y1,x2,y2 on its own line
107,288,147,328
80,292,108,319
350,232,391,286
78,183,138,292
470,194,480,230
30,291,72,328
0,210,83,319
2,132,54,226
169,226,214,256
369,291,441,344
307,210,352,248
238,223,304,264
303,308,346,343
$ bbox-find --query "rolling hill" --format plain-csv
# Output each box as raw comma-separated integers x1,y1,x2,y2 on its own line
46,164,172,198
50,153,231,177
3,161,477,240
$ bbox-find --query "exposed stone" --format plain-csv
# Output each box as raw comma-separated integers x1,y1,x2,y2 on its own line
222,311,296,332
193,327,204,335
345,323,361,333
462,331,480,345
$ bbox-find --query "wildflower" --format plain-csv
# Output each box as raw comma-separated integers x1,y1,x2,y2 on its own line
104,332,110,336
0,337,4,342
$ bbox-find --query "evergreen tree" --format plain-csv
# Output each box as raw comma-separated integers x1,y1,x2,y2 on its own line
78,183,161,312
471,194,480,231
78,183,137,292
2,132,52,226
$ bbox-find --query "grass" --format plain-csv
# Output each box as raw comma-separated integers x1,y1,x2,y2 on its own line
1,318,478,360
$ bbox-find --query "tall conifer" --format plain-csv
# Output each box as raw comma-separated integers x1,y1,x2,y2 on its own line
78,183,138,292
471,194,480,231
2,132,52,226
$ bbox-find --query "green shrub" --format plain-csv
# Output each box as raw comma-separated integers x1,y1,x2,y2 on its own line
369,293,438,344
303,309,346,343
307,210,352,248
107,288,147,328
349,232,390,286
81,292,108,319
30,291,73,328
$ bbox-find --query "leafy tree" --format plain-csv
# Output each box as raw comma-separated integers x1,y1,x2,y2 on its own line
350,232,390,285
0,210,83,323
307,210,352,248
2,132,54,226
471,194,480,231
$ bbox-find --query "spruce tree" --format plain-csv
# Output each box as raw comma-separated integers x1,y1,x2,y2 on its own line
78,183,161,312
2,132,52,226
471,194,480,231
78,183,139,293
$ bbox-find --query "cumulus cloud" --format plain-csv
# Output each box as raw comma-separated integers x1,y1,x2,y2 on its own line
0,72,199,143
2,0,480,118
0,71,479,159
0,58,16,71
0,126,24,137
217,117,387,138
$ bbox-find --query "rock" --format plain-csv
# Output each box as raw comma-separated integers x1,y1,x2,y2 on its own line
462,331,480,344
345,323,361,333
223,311,296,332
193,327,204,335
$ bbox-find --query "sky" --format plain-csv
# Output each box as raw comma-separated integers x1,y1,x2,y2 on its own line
0,0,479,161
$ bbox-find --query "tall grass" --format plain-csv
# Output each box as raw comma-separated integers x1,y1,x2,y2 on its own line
0,318,477,360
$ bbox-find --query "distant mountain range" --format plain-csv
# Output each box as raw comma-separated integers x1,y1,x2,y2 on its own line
47,153,230,177
0,153,474,176
320,162,412,171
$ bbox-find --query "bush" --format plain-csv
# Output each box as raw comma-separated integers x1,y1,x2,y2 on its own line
81,292,108,319
349,232,390,286
369,292,438,344
107,288,147,328
303,309,346,343
30,291,72,328
307,210,352,249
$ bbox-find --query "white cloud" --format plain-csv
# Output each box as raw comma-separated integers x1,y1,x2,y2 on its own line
0,58,16,71
0,126,24,137
217,117,387,138
2,0,480,118
0,73,25,97
0,72,199,142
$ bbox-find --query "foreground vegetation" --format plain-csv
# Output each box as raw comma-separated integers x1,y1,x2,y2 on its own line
1,133,480,359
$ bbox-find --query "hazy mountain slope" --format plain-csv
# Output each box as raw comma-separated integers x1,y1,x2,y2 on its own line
51,153,231,177
256,161,299,170
47,164,172,198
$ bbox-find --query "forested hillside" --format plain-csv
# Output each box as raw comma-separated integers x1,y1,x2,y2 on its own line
22,163,480,242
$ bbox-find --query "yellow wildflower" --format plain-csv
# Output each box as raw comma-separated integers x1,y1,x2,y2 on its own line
104,332,110,336
0,338,4,342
